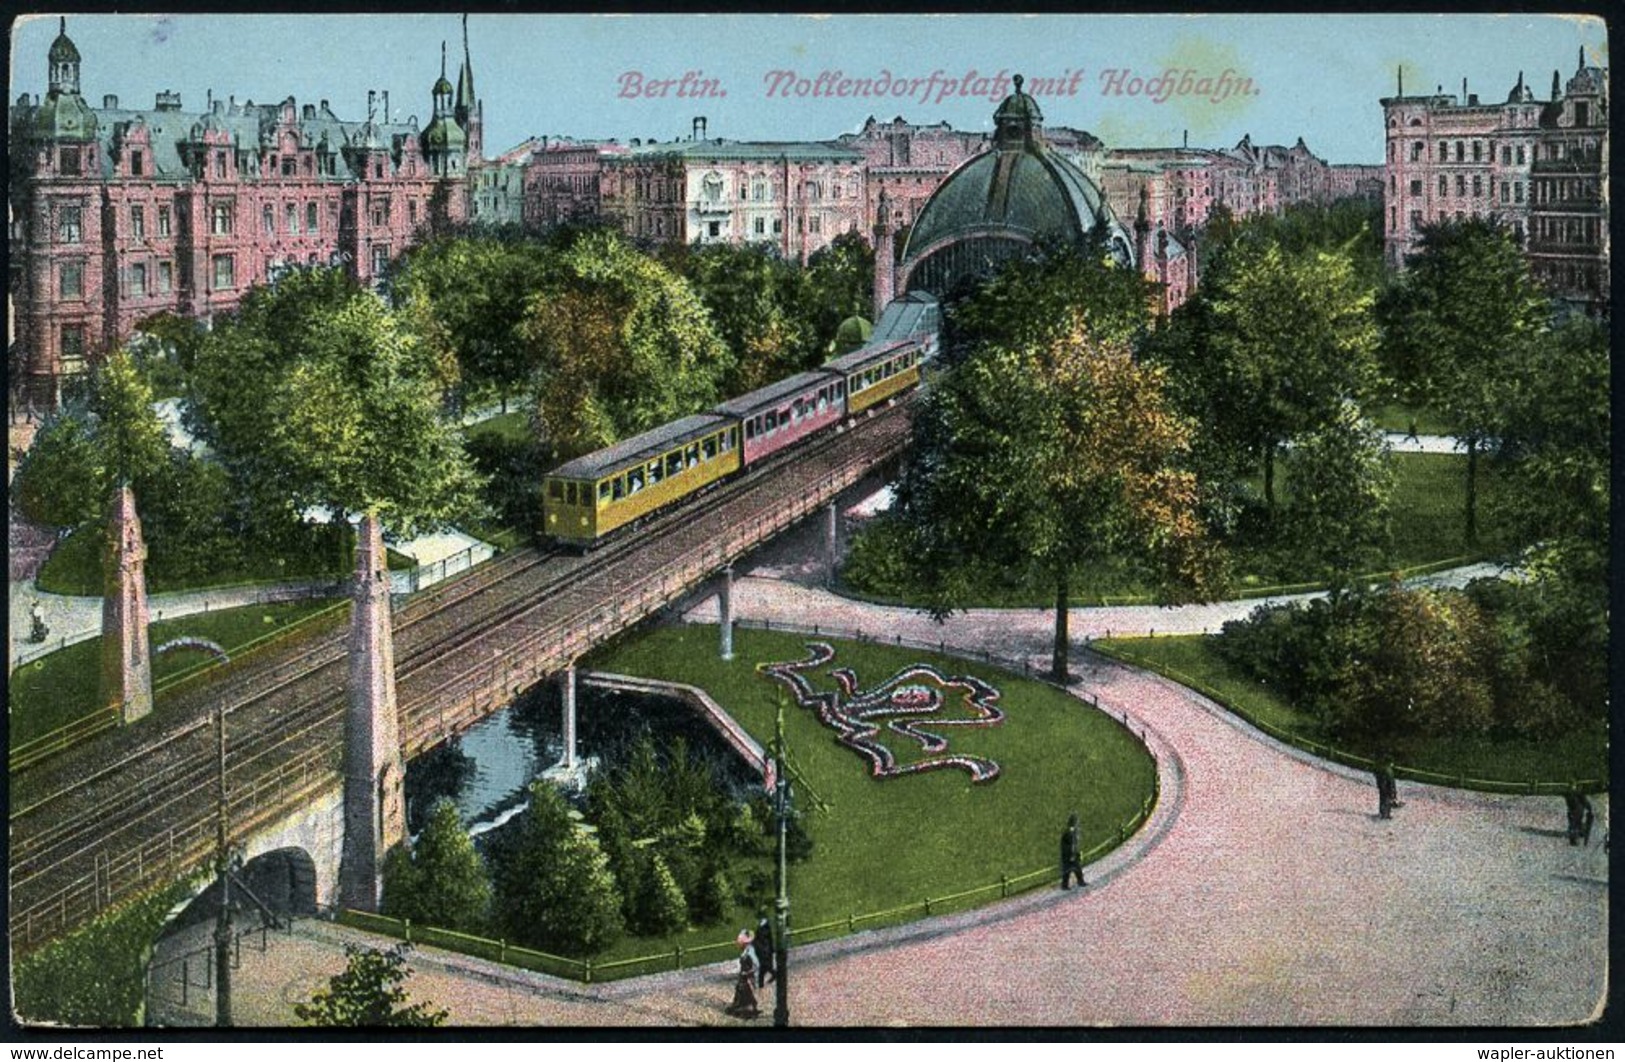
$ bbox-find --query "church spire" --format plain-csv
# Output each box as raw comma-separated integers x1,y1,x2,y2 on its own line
456,13,476,115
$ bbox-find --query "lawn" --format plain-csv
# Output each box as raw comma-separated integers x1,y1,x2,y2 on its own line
844,451,1515,608
464,410,532,445
1370,402,1455,436
582,624,1158,965
1093,634,1607,786
9,599,343,752
37,522,416,597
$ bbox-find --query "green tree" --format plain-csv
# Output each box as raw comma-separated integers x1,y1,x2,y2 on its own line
1327,586,1497,748
13,408,104,529
1282,401,1394,585
625,851,690,936
1491,314,1608,587
90,349,170,491
390,235,553,409
186,267,481,538
803,229,876,355
293,944,447,1027
1380,218,1550,544
490,781,624,956
382,798,493,934
521,230,732,457
661,241,818,394
1190,239,1380,510
899,315,1220,679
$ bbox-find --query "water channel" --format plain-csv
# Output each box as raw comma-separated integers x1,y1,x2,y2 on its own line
403,678,761,840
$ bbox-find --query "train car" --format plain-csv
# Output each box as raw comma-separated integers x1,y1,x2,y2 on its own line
826,337,926,416
542,413,741,547
716,370,847,467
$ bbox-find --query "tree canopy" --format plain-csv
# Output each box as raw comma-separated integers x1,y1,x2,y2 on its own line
521,230,732,458
185,267,481,538
294,944,447,1027
382,798,492,935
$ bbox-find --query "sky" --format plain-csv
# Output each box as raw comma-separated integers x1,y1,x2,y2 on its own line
10,13,1610,164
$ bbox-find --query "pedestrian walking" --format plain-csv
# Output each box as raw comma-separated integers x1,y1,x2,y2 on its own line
725,930,760,1019
1374,761,1398,819
753,913,776,988
1060,812,1087,889
1564,787,1594,846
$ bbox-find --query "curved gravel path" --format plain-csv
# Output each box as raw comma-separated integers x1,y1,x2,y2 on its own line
205,574,1606,1028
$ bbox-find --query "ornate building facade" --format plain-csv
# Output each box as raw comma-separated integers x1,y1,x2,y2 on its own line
1381,51,1608,312
9,18,483,405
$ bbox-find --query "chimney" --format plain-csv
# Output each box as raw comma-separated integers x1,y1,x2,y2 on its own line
383,90,390,124
320,98,331,117
368,89,377,121
1182,128,1188,149
303,103,316,120
1462,77,1468,102
1397,65,1404,96
103,94,118,109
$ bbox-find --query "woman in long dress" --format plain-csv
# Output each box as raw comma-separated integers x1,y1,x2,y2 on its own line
726,930,760,1019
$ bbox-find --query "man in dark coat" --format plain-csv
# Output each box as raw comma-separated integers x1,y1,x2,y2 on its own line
1375,761,1398,819
1060,812,1086,889
752,913,776,987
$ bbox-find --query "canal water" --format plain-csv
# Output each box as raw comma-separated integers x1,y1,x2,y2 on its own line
403,679,761,838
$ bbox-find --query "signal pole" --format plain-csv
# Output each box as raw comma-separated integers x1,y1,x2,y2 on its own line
773,702,791,1028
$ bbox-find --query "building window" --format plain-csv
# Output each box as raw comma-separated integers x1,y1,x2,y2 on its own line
1472,176,1482,197
131,262,147,296
131,205,145,239
58,204,82,243
374,160,385,179
212,254,235,290
60,325,86,372
1455,175,1465,197
158,205,171,236
1410,210,1423,230
371,200,390,227
1409,142,1422,161
1472,141,1482,162
1455,141,1464,161
1501,183,1510,203
754,217,765,235
307,202,318,232
810,214,822,234
1514,181,1523,203
59,261,84,299
1501,146,1512,165
262,205,274,234
214,152,227,179
130,150,144,177
281,156,297,178
371,244,390,276
211,202,234,235
772,219,783,235
1410,180,1423,197
408,200,417,225
708,221,721,238
1439,175,1448,197
158,261,173,293
286,204,298,233
1437,142,1447,162
1516,146,1525,164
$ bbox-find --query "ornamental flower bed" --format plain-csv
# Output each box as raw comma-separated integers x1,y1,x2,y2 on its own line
759,642,1005,783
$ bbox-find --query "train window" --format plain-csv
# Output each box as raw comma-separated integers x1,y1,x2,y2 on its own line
612,476,625,500
745,420,755,440
780,406,791,426
849,374,859,392
703,436,718,459
817,391,828,413
728,427,738,448
599,481,612,503
666,452,683,476
765,410,777,431
565,482,578,505
836,380,846,398
628,468,644,493
686,444,700,467
548,481,564,500
649,460,664,484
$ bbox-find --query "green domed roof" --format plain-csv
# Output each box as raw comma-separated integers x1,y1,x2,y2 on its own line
900,74,1115,263
834,314,873,353
34,91,96,141
48,21,80,64
421,114,466,152
433,74,454,97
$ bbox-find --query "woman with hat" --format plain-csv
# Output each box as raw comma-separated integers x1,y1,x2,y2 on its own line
725,929,761,1019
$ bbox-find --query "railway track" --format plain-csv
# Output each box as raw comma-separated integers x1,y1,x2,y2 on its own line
8,402,913,952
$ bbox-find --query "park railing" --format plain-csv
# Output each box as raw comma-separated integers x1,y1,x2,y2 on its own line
335,629,1162,985
332,774,1157,986
388,542,497,597
1091,639,1607,796
8,599,351,775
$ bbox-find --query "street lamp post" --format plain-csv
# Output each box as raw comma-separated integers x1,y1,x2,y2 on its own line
213,704,232,1028
773,703,791,1028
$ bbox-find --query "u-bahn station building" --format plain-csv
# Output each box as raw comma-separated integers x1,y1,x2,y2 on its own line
9,18,1379,409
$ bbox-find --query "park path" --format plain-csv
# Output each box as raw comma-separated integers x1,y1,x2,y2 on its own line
204,574,1606,1028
